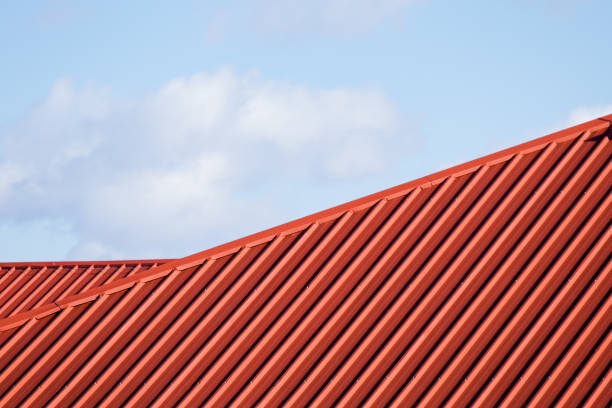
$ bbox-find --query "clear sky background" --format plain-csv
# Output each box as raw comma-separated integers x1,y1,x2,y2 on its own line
1,0,610,261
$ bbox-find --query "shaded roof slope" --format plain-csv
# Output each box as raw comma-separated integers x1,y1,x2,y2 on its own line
0,260,172,319
0,114,610,407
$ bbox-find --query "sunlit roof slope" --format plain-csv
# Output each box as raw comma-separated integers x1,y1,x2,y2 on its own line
0,114,610,407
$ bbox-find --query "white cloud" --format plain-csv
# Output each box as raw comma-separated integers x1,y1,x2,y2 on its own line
0,68,409,260
568,105,612,125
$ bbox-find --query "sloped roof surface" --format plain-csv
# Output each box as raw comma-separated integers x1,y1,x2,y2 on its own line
0,115,610,407
0,260,172,319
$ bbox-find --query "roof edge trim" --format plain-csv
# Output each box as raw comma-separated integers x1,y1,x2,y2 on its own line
0,259,175,268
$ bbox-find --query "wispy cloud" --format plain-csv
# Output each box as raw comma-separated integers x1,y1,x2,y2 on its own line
0,68,410,260
568,105,612,125
203,13,227,44
253,0,420,35
204,0,422,41
32,2,96,28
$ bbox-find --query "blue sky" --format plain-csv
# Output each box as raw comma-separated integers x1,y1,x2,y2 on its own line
1,0,610,261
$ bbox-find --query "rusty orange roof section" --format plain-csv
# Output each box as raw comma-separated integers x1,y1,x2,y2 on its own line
0,260,173,320
0,114,610,407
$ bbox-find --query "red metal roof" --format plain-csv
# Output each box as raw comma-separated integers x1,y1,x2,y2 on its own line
0,260,173,319
0,115,610,407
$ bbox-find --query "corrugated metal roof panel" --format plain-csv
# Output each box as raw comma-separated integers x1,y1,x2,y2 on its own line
0,260,173,319
0,115,610,407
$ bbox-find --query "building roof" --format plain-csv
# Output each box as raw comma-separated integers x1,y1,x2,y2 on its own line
0,260,173,320
0,114,610,407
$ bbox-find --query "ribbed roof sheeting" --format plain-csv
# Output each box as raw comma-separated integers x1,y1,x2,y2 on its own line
0,115,610,407
0,260,171,319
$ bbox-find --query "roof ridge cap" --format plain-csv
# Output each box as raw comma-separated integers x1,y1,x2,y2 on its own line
0,259,175,268
1,115,608,332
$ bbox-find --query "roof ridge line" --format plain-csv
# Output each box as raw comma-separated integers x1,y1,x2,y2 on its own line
0,259,176,268
1,115,609,332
